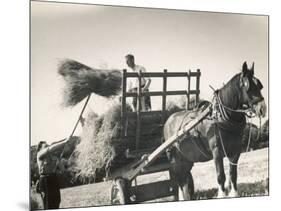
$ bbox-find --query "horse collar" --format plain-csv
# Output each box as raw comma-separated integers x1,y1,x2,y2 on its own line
212,91,246,130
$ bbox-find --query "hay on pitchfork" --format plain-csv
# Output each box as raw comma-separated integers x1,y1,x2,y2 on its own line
58,59,122,107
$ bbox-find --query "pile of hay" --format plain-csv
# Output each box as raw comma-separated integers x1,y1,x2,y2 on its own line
73,102,134,179
58,59,122,107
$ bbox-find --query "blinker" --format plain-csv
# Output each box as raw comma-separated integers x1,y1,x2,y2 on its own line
240,76,250,91
256,78,263,90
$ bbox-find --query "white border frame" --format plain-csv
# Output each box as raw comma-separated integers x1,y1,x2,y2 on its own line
1,0,279,211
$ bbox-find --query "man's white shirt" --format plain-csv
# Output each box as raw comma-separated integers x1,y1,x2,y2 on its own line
127,64,150,90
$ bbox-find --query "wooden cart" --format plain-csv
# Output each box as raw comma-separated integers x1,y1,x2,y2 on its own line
107,69,211,204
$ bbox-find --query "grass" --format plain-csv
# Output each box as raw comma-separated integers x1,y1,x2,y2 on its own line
57,148,268,209
30,185,43,210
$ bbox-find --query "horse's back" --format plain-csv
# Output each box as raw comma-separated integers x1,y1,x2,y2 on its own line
163,110,189,140
163,105,214,162
164,102,211,140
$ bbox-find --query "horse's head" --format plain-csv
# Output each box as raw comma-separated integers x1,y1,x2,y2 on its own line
239,61,267,117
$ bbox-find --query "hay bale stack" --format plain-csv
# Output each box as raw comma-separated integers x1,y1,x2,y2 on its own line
58,59,122,107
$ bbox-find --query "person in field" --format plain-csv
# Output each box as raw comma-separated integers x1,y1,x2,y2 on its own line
36,138,69,209
125,54,152,111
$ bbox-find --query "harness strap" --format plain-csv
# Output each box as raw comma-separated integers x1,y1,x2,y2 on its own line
174,106,212,159
215,90,253,114
191,128,212,159
213,91,248,130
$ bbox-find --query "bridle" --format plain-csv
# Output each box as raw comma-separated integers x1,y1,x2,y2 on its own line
215,89,256,119
211,73,264,120
239,73,264,111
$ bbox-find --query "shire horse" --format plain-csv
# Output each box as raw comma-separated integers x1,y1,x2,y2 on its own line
164,62,267,200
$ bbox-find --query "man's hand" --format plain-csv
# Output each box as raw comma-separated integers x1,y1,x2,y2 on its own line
142,78,151,92
141,87,148,92
80,116,85,127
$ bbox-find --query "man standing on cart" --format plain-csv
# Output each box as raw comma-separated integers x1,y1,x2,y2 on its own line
125,54,152,111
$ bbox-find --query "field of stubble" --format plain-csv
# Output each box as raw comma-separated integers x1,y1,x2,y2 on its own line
56,148,268,209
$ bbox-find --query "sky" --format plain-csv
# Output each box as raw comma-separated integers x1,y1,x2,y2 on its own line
31,1,268,145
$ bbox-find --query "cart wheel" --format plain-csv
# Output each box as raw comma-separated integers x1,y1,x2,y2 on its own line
111,178,130,205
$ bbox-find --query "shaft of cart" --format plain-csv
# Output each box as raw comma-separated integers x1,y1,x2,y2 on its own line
123,105,212,181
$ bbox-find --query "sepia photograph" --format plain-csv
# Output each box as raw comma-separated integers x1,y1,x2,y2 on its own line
30,1,269,210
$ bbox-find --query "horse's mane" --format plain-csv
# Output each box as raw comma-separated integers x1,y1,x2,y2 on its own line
218,73,245,122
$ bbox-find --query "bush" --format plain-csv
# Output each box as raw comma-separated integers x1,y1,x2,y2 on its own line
30,185,43,210
242,119,269,151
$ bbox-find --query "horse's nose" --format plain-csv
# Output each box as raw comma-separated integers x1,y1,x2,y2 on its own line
254,100,266,118
259,101,267,118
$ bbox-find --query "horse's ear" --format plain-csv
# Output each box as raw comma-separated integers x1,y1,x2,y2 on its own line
242,61,248,76
250,62,255,75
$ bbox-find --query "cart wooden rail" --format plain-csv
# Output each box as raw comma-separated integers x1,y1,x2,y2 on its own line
121,69,201,149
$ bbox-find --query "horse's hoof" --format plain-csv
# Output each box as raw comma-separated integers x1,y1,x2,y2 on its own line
217,190,227,198
228,190,239,198
178,189,185,201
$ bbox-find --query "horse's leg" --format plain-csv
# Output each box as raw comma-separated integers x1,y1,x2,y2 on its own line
169,168,179,201
181,171,194,200
168,147,179,201
169,164,186,201
211,138,226,198
227,154,240,197
175,159,194,200
168,150,194,201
